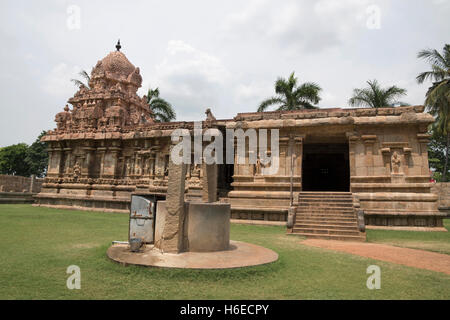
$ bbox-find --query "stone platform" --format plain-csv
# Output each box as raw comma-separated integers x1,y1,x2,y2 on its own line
107,240,278,269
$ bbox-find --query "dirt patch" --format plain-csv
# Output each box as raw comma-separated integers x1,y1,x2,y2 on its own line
374,241,450,255
302,239,450,275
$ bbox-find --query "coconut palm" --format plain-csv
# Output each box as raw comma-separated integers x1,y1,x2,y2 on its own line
146,88,176,122
417,44,450,181
257,72,321,112
348,79,407,108
70,70,91,89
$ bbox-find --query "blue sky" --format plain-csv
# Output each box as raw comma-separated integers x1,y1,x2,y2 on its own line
0,0,449,146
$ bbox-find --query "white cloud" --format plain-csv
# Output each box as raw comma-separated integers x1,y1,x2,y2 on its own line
222,0,388,53
142,40,230,119
234,81,272,105
42,63,81,98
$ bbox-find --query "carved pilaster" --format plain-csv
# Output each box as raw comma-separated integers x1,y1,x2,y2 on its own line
347,133,358,178
362,135,376,176
418,133,431,175
97,147,107,178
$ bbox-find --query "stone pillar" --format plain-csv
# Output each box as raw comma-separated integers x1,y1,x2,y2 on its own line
362,135,376,176
149,153,156,177
202,163,218,203
97,147,107,178
102,146,121,179
63,148,72,175
157,159,187,253
83,147,95,178
47,145,63,178
294,136,303,176
30,175,35,193
418,133,431,175
347,134,358,178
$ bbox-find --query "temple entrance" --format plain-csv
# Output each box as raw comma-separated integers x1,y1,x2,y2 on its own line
302,142,350,192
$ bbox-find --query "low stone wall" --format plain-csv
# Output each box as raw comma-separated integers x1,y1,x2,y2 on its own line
432,182,450,211
0,175,43,193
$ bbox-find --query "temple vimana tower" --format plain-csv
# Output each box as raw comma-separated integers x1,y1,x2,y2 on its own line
35,43,446,240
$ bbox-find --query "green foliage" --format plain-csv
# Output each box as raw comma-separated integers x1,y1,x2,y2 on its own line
71,70,91,89
0,131,48,177
428,127,449,182
146,88,176,122
417,44,450,181
348,79,407,108
25,131,49,178
0,143,30,176
258,72,322,112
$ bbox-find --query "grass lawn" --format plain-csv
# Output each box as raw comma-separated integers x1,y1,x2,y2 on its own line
0,204,449,300
367,219,450,255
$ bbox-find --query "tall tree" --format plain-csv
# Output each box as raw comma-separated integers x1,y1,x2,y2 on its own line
417,44,450,181
71,70,91,89
0,143,30,176
25,131,48,177
348,79,407,108
146,88,176,122
257,72,321,112
428,126,449,182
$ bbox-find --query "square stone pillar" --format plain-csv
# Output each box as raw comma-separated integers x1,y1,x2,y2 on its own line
362,135,376,176
418,133,431,175
202,163,217,203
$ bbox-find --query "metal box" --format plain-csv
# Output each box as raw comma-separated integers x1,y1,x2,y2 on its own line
129,194,164,244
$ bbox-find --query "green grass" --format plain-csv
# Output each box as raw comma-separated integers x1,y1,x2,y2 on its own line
0,204,449,300
367,219,450,254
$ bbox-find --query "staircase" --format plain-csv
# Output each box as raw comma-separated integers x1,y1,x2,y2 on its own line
291,192,366,241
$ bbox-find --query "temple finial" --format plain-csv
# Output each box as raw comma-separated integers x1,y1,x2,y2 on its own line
116,39,121,51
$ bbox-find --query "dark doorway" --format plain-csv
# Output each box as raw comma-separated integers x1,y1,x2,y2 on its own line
302,143,350,192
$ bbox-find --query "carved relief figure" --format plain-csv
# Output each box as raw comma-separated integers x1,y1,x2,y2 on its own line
391,151,401,174
73,161,81,181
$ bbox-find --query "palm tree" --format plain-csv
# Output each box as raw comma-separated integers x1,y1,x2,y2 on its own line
257,72,321,112
70,70,91,89
348,79,407,108
146,88,176,122
417,44,450,181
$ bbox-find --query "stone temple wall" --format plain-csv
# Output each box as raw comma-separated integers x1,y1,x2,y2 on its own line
0,175,43,193
431,182,450,212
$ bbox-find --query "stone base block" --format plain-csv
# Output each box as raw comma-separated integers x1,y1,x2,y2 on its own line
186,202,230,252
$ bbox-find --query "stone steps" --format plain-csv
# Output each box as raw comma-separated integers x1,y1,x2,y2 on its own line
297,216,356,221
296,197,354,202
296,211,355,215
298,203,353,209
296,218,357,224
290,192,366,241
290,232,366,242
293,227,361,236
294,223,359,230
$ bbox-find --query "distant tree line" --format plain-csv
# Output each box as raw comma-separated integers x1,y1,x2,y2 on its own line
0,131,48,177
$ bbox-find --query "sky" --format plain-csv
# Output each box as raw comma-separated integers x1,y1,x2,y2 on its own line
0,0,449,147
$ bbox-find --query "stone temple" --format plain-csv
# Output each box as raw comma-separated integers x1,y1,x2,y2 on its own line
35,44,446,240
